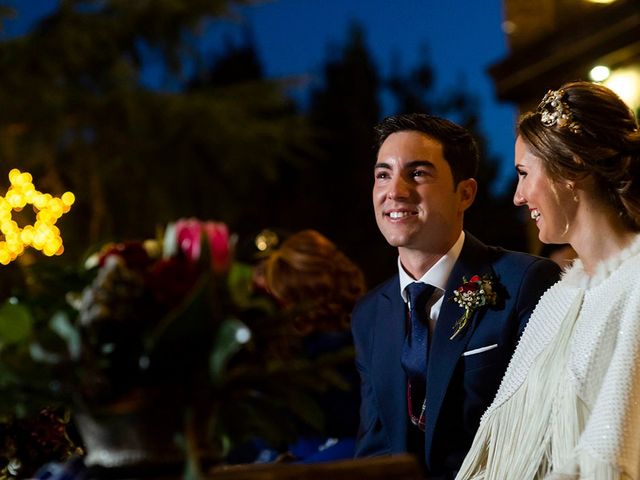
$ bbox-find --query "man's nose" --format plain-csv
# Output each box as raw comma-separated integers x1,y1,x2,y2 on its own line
387,176,410,200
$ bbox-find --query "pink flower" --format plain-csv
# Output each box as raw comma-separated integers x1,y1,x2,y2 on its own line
202,221,231,273
175,218,202,263
173,218,231,272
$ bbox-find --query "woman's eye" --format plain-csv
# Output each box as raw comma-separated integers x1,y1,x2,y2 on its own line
517,169,527,178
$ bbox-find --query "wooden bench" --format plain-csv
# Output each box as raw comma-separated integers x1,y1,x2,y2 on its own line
209,454,424,479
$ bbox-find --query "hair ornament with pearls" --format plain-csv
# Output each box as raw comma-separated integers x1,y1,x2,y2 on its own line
538,89,581,134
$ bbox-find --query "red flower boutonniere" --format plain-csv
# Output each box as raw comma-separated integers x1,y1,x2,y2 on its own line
450,275,497,340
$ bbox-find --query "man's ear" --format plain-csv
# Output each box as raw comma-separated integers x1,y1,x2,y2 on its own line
457,178,477,212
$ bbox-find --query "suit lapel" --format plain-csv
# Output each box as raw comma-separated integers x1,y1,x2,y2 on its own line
371,275,408,449
424,234,493,460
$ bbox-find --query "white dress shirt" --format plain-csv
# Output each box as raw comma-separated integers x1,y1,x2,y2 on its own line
398,231,465,335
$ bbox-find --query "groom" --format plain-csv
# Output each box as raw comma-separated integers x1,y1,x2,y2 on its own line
352,114,560,479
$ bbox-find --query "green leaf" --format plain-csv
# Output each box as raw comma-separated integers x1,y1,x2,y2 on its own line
226,263,253,306
0,301,33,345
316,368,351,391
198,228,212,271
162,221,178,258
49,311,81,359
209,318,251,383
225,262,276,313
280,388,324,432
29,342,62,364
145,273,213,360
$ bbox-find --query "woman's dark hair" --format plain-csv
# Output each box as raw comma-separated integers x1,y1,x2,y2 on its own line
374,113,479,186
518,81,640,230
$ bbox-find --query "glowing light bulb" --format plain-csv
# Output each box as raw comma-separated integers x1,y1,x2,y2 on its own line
0,168,74,263
49,199,63,217
8,169,20,183
604,67,640,112
61,192,75,206
33,194,47,209
590,65,610,82
0,250,10,265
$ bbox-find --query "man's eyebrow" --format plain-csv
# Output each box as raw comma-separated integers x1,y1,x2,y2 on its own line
374,161,391,170
374,160,435,169
405,160,435,169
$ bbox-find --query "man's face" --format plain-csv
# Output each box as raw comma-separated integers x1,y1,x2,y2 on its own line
373,131,474,256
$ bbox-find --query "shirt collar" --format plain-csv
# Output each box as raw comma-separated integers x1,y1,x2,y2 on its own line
398,231,465,303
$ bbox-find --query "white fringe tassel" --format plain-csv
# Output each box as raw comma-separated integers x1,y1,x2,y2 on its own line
456,291,623,480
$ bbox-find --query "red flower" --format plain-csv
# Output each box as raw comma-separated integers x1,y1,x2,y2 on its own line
147,257,199,309
174,218,231,272
458,281,481,294
98,241,153,271
202,221,231,272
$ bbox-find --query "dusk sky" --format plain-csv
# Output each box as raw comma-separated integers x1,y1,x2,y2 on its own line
207,0,517,190
3,0,516,191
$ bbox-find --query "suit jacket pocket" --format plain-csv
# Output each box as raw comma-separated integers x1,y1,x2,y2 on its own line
462,343,501,372
462,343,498,357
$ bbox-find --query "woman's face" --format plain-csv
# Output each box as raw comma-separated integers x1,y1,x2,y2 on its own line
513,136,577,244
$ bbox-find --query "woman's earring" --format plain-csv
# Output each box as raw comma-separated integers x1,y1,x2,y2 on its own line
567,183,578,203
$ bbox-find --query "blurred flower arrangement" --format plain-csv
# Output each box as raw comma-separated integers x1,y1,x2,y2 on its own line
0,218,352,478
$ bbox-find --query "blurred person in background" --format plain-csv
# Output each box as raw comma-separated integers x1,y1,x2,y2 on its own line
241,229,366,463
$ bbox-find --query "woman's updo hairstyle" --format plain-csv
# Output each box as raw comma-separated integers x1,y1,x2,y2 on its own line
518,81,640,230
262,230,366,334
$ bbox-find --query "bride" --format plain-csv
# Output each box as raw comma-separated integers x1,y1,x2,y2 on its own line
457,82,640,479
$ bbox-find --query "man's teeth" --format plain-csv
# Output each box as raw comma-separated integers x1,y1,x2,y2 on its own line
531,210,541,221
389,211,410,219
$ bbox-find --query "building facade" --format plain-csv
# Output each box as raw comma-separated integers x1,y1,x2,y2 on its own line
491,0,639,114
491,0,639,253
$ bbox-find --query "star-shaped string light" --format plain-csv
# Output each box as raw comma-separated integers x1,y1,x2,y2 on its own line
0,168,75,265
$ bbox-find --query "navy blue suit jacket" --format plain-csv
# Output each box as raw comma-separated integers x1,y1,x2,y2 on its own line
352,233,560,478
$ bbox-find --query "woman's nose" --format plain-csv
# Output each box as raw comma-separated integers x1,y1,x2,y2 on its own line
513,188,526,206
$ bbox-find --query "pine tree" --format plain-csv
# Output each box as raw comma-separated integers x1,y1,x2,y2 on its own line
0,1,312,256
306,24,391,285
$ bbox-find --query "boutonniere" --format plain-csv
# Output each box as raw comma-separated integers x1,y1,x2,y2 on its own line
450,275,497,340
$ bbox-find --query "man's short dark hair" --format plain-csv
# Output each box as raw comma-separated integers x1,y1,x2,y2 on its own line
374,113,479,185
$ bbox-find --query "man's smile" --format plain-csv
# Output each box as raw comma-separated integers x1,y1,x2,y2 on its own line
385,209,418,220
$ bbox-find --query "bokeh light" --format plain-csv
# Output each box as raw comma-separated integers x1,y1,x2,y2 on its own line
589,65,611,82
0,168,74,264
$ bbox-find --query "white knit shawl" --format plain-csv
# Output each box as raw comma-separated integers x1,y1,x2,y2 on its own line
457,235,640,480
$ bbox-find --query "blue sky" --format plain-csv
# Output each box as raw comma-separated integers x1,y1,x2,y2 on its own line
2,0,517,191
228,0,517,191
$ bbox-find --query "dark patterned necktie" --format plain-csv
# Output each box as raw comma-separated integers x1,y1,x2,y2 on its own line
401,282,436,429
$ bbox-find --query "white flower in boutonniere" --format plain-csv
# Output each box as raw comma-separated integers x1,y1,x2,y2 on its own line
450,275,497,340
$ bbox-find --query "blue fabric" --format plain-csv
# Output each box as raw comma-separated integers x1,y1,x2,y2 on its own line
35,456,88,480
352,233,561,479
228,330,360,466
294,437,356,464
401,283,435,386
250,436,356,465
